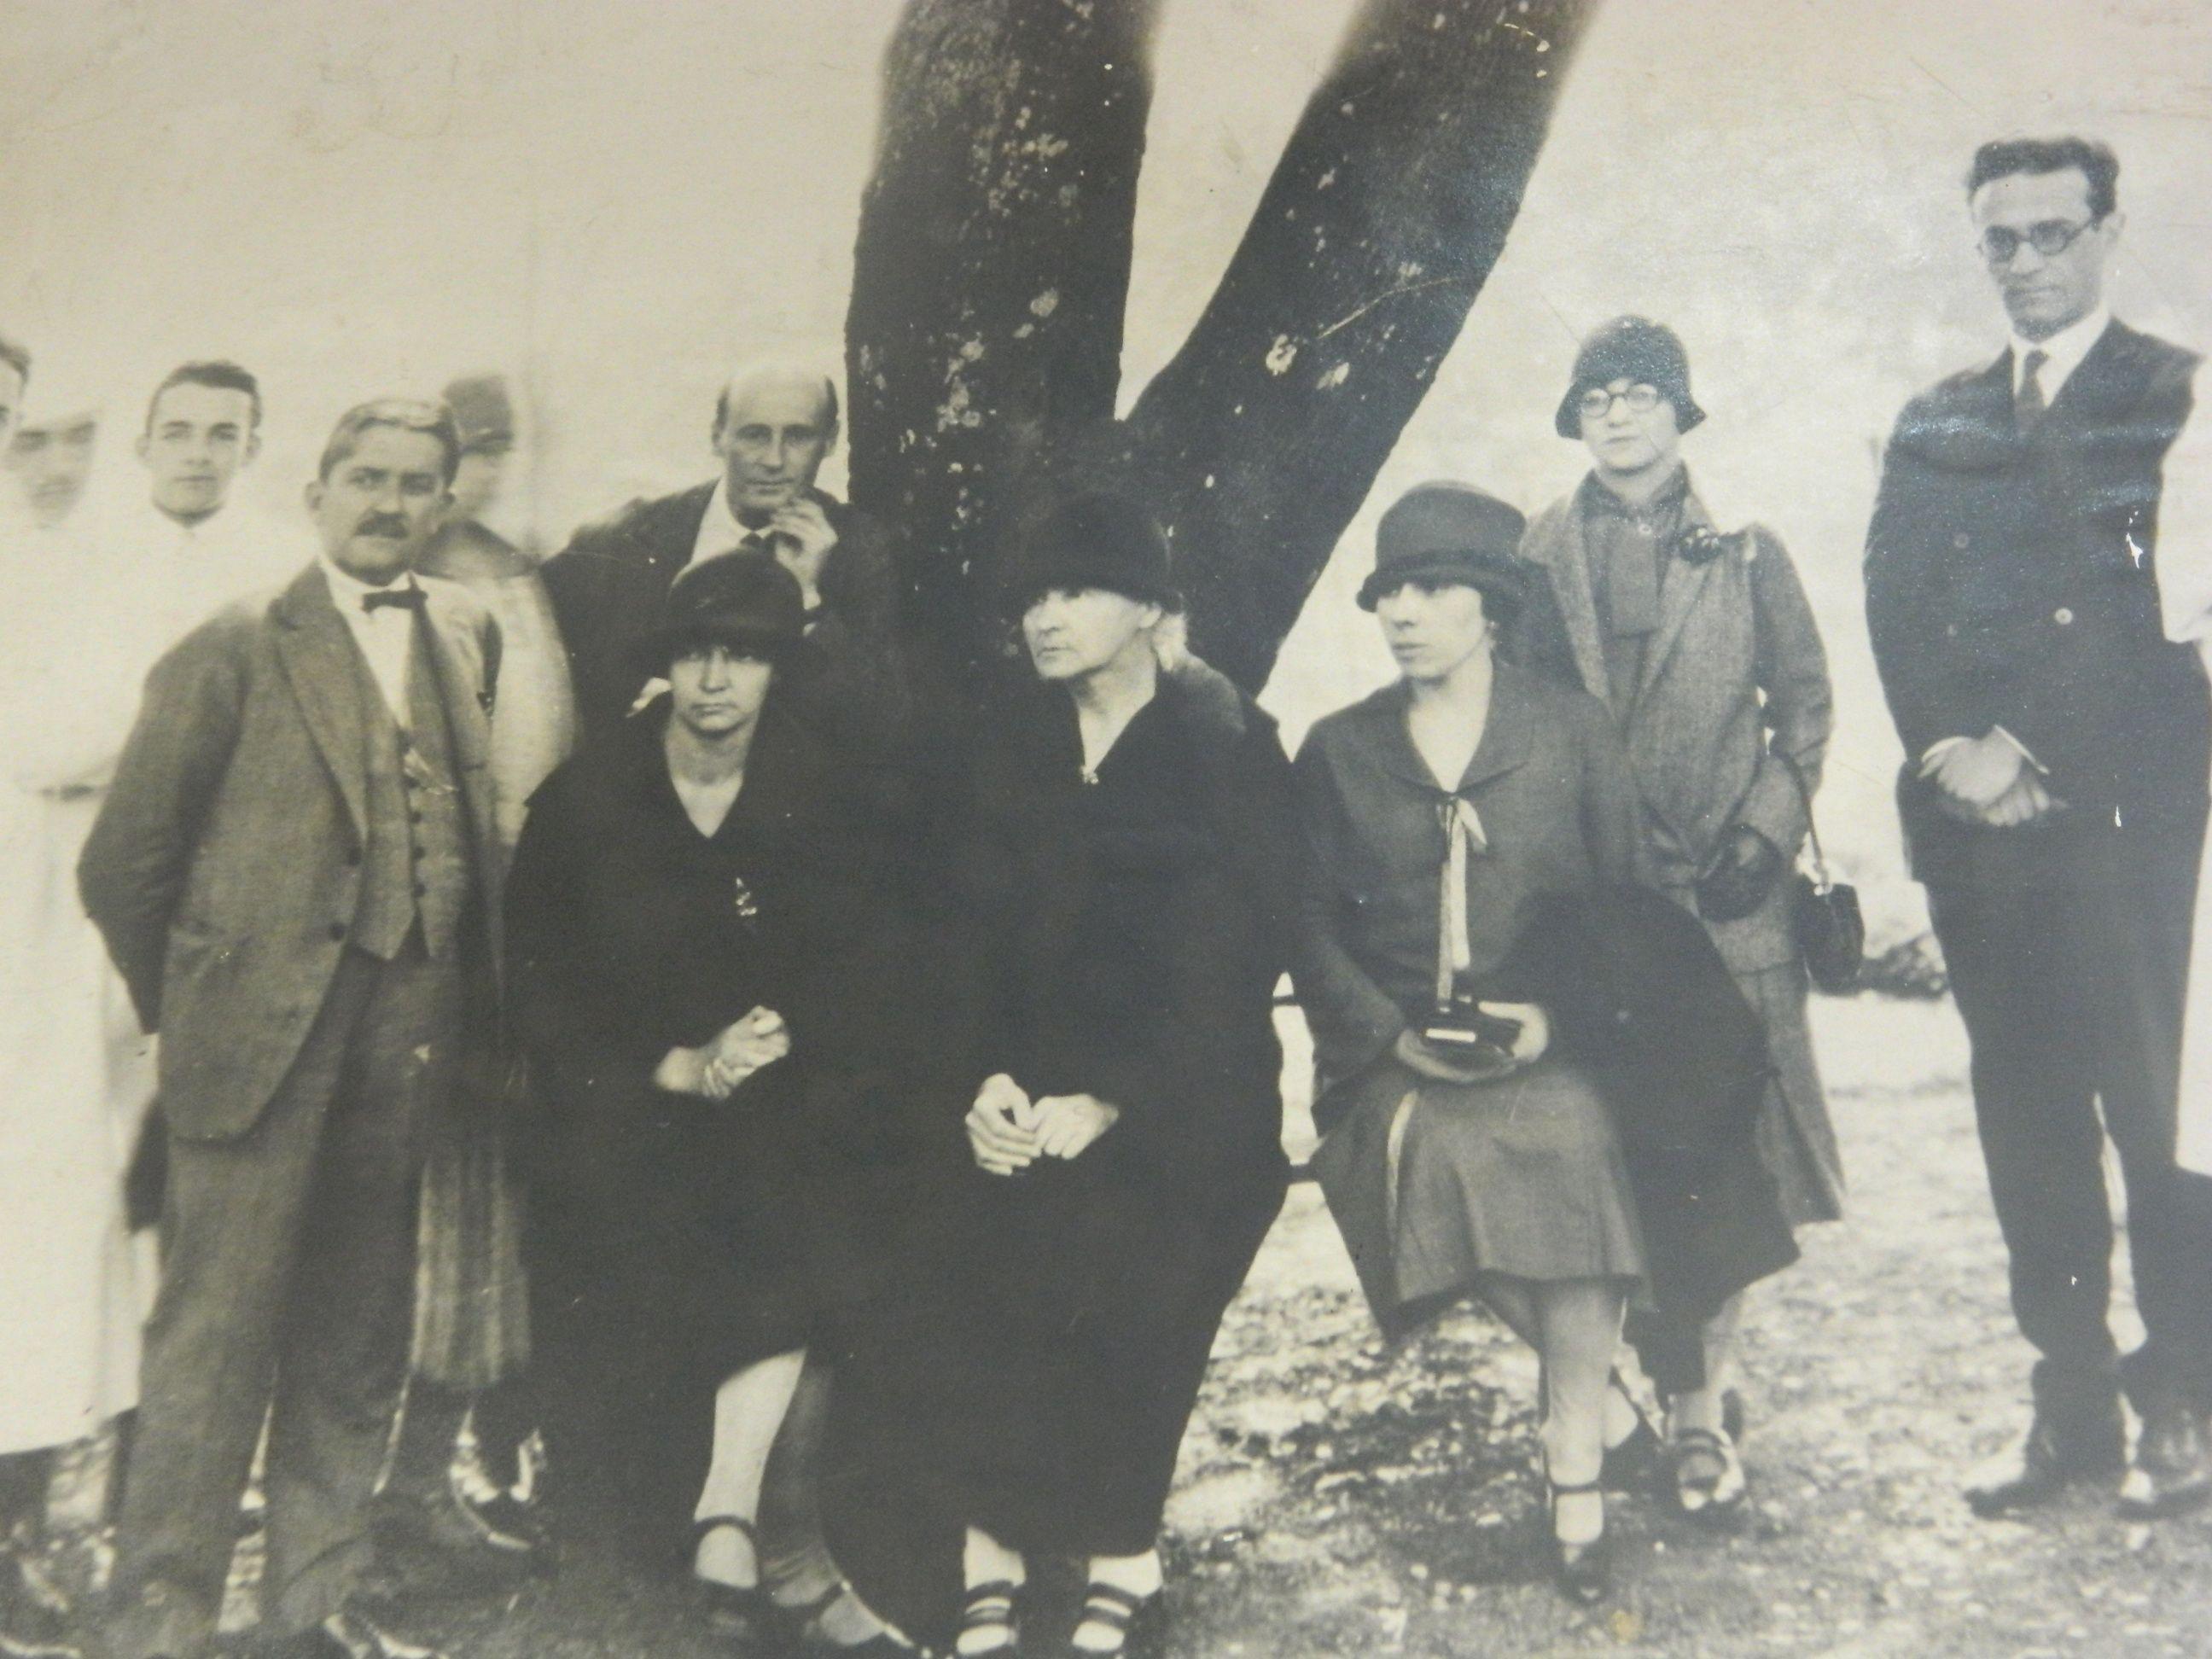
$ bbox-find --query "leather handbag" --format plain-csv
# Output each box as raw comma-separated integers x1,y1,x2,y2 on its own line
1780,754,1863,993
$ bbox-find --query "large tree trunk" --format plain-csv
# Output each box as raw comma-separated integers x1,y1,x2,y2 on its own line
1127,0,1602,690
849,0,1601,695
846,0,1161,687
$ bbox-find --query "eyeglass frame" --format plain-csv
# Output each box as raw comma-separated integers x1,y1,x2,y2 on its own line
1575,382,1665,422
1977,216,2102,267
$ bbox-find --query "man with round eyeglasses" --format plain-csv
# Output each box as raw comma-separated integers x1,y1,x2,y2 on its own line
1866,135,2212,1524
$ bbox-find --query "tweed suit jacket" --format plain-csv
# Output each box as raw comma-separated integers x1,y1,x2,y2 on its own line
1515,476,1834,972
79,562,504,1141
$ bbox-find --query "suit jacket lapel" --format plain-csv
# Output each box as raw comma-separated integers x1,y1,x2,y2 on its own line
273,567,370,838
1639,489,1719,699
2042,319,2145,445
1525,497,1610,702
420,594,498,854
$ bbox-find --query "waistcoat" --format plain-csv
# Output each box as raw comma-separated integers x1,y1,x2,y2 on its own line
352,624,474,959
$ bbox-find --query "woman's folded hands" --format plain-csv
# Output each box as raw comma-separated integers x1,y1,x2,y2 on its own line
966,1073,1122,1174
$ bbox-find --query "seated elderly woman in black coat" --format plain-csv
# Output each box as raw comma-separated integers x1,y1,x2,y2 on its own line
875,492,1300,1659
505,550,906,1651
1295,484,1648,1603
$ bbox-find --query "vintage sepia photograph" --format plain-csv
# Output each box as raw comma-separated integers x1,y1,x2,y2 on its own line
3,1,2210,1654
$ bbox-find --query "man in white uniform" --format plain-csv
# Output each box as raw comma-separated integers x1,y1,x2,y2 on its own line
102,361,294,650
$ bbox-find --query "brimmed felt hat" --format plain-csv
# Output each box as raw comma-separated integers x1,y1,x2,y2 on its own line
1356,482,1531,617
1002,490,1179,615
1554,315,1706,439
632,550,806,675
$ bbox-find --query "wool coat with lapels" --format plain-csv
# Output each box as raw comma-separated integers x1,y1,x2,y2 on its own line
1511,471,1834,976
1512,468,1842,1225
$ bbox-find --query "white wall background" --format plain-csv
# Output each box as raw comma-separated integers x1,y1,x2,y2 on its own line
3,0,2207,897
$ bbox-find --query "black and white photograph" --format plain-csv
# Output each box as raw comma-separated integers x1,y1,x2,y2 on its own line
3,2,2210,1654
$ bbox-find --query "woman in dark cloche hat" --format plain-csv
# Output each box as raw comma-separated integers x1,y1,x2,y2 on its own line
504,550,910,1652
1516,316,1840,1521
832,491,1300,1658
1295,480,1648,1602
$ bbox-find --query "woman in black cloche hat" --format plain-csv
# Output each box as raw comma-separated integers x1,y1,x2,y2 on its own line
1295,481,1649,1602
846,492,1300,1658
1517,316,1840,1522
504,550,909,1651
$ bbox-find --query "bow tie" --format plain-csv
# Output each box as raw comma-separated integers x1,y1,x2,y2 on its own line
361,586,426,614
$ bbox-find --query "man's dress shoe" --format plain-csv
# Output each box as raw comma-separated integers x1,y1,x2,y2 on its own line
2118,1395,2212,1518
1965,1403,2124,1517
370,1480,536,1599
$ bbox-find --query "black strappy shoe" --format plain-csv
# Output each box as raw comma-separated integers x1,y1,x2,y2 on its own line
1537,1362,1661,1493
690,1514,779,1631
1546,1476,1611,1606
953,1579,1021,1659
1667,1424,1748,1524
1068,1583,1165,1659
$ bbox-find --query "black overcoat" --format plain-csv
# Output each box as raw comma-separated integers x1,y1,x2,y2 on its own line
1865,319,2208,889
1511,882,1800,1382
824,672,1298,1639
504,696,911,1553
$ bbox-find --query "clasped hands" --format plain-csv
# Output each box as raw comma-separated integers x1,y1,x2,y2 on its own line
965,1073,1120,1176
1922,731,2064,828
1394,1002,1551,1085
654,1005,790,1101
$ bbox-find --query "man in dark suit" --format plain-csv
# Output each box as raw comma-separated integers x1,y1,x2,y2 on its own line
540,362,909,762
1866,136,2212,1520
81,399,504,1659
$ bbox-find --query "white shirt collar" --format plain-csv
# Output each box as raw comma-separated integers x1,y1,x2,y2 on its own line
317,553,419,610
690,477,765,568
2011,304,2112,399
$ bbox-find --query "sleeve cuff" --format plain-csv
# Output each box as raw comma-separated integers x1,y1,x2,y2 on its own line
1918,728,2045,775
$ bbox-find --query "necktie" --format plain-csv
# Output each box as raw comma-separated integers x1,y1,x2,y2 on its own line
2015,348,2050,434
361,586,425,613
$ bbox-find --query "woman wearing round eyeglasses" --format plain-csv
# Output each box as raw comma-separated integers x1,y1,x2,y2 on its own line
1512,316,1840,1521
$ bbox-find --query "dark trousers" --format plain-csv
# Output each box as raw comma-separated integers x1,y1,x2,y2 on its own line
1929,854,2212,1412
107,944,459,1659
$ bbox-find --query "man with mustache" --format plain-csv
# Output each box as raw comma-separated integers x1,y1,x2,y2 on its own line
540,360,910,764
1866,135,2212,1522
81,399,505,1659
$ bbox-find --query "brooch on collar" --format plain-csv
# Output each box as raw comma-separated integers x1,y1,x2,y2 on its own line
1672,524,1732,566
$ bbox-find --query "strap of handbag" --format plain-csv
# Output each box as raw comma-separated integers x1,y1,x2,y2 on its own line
1774,750,1835,896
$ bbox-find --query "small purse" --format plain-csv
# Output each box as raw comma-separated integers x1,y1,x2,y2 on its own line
1780,754,1864,993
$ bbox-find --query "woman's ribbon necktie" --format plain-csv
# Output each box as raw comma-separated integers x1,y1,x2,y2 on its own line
1434,793,1490,1006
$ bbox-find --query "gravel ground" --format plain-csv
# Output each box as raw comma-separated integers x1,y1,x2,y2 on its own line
69,994,2208,1656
